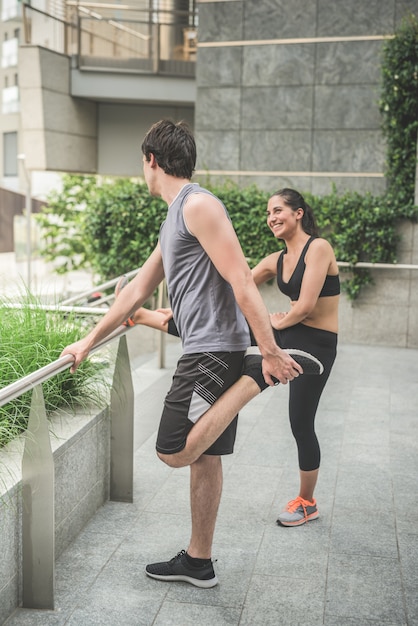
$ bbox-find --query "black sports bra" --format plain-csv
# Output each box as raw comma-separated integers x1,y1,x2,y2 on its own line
276,236,340,301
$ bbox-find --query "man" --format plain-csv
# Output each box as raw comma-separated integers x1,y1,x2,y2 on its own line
62,119,302,588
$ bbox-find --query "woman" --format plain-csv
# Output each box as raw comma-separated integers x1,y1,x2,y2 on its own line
118,188,339,527
249,187,339,526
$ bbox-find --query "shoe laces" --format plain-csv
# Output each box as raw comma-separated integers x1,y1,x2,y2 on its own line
286,496,314,517
170,549,217,566
170,549,186,564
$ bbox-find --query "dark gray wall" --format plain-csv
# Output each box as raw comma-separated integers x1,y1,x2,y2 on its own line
194,0,417,195
98,103,194,176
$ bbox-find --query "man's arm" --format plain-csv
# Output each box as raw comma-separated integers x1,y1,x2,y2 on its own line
61,244,165,372
183,194,301,385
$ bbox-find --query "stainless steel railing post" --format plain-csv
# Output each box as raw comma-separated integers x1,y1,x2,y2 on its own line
22,384,55,609
109,335,134,502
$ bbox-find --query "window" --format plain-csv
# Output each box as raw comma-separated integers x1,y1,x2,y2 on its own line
2,37,18,68
3,131,18,176
2,85,19,113
2,0,21,21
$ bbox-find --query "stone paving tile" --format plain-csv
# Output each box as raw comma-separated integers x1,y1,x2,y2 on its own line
398,532,418,625
325,553,405,623
153,601,242,626
4,611,66,625
329,506,398,558
324,618,407,625
239,573,325,626
254,521,331,579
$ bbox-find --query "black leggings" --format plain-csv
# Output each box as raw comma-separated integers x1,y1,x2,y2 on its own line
275,324,337,471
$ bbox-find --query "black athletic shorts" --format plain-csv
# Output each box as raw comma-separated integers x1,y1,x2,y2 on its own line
156,351,245,456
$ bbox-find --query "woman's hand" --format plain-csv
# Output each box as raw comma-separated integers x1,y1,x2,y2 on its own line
156,308,173,326
270,311,288,329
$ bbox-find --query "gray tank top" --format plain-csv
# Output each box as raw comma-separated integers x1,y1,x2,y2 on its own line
159,183,250,353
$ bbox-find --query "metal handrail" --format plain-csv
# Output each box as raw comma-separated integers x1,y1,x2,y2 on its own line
59,261,418,312
61,269,139,306
337,261,418,270
2,303,109,315
0,275,167,406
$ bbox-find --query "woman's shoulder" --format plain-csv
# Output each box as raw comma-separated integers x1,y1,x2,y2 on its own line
309,236,334,252
252,250,282,282
270,250,283,264
307,237,337,261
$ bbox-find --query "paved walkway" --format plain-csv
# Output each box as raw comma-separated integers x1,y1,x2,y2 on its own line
4,341,418,625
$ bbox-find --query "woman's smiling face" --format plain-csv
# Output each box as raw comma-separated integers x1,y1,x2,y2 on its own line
266,196,302,239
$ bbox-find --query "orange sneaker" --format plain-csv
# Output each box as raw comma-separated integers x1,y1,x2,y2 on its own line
276,496,319,527
114,275,135,327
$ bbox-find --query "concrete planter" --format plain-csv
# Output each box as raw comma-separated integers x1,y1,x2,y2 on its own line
0,324,167,623
0,402,111,623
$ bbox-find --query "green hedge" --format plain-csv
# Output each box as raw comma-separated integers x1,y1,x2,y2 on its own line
85,178,167,278
37,175,418,301
379,13,418,207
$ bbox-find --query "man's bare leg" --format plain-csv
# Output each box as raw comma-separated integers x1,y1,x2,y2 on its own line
158,376,261,468
188,455,223,558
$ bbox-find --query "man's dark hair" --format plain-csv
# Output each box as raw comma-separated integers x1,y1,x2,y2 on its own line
141,119,196,179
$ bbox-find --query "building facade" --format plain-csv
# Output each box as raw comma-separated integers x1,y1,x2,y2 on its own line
0,0,197,194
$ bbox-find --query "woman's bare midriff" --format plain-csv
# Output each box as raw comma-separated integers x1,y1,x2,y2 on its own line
291,295,339,334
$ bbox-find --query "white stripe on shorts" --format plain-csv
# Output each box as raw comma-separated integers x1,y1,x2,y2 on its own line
188,390,211,424
197,362,224,387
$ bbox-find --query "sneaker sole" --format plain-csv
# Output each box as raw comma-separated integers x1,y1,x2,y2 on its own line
277,511,319,527
284,349,324,375
146,571,218,588
245,346,323,376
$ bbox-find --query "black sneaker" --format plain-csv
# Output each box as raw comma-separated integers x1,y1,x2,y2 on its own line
145,550,218,588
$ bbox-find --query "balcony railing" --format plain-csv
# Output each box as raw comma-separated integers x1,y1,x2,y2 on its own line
21,2,197,78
